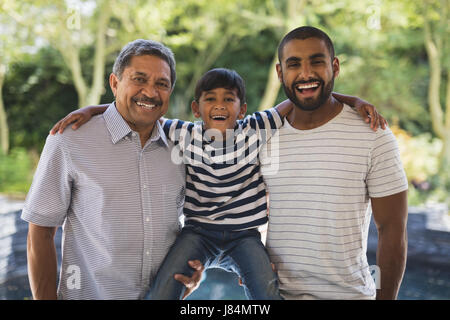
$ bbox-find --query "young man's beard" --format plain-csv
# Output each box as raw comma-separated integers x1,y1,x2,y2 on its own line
282,76,334,112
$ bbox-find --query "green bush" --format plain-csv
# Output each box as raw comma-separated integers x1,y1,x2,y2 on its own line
392,126,449,206
0,148,34,194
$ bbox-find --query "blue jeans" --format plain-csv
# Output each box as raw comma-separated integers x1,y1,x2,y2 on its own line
148,225,282,300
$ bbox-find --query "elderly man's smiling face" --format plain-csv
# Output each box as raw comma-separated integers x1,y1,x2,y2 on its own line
110,54,172,133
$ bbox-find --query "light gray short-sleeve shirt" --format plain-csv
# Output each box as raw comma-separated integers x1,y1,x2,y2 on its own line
261,105,408,300
22,103,186,299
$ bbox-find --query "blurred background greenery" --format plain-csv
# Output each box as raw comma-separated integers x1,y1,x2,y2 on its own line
0,0,449,207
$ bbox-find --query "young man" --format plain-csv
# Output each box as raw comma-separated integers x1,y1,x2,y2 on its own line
261,26,408,300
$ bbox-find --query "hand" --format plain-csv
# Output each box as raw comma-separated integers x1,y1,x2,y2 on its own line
49,109,91,135
49,104,108,135
354,100,388,132
174,260,205,299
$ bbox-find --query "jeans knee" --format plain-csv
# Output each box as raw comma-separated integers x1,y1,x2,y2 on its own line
149,269,186,300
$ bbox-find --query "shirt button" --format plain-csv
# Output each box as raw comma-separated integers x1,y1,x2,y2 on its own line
146,217,150,222
143,184,147,190
146,251,150,256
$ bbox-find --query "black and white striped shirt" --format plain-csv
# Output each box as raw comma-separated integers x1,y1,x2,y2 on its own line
163,108,283,231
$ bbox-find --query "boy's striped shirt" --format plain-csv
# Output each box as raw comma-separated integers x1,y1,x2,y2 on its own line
163,109,283,231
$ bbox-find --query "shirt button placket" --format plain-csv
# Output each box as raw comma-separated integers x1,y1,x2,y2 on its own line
139,148,152,290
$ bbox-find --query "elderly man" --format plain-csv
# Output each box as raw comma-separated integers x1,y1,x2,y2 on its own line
22,39,201,299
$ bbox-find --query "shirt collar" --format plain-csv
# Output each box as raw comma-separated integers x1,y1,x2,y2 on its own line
103,102,168,147
200,121,239,145
150,118,169,147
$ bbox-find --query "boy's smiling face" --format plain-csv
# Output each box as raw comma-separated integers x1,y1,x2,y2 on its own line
191,87,247,136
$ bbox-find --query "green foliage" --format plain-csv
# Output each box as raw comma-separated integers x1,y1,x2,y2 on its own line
213,28,281,114
408,178,450,207
394,127,441,182
1,0,449,201
3,47,78,151
0,148,33,194
392,126,449,206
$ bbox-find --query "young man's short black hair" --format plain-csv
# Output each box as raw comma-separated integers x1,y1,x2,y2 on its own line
194,68,246,104
278,26,335,63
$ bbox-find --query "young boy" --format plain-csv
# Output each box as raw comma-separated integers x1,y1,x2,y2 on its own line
50,68,386,299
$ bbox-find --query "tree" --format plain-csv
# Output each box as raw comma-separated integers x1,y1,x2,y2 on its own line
257,0,307,110
0,62,7,155
156,0,283,118
3,47,78,152
0,9,35,154
423,0,450,181
2,0,115,108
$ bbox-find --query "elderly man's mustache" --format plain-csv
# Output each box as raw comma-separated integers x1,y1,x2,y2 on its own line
132,96,163,107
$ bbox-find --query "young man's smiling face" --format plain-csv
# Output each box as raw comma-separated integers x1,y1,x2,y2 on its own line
191,87,247,137
276,37,339,112
110,54,172,134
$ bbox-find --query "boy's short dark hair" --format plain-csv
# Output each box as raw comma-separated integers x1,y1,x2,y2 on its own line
278,26,335,63
194,68,246,104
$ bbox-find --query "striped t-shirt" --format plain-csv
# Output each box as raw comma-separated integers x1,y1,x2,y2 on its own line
163,108,283,231
260,104,408,299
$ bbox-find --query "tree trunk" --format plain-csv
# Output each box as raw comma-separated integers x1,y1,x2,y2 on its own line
58,0,110,108
423,12,450,183
63,47,88,108
424,21,445,139
0,64,9,155
258,54,281,110
258,0,307,111
85,1,110,106
440,73,450,178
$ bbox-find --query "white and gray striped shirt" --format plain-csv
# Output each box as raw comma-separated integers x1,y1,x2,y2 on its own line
21,103,186,299
261,105,408,300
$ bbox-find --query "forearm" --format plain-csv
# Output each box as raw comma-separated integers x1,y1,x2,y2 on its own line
85,104,109,115
376,227,407,300
332,92,361,107
27,226,58,299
